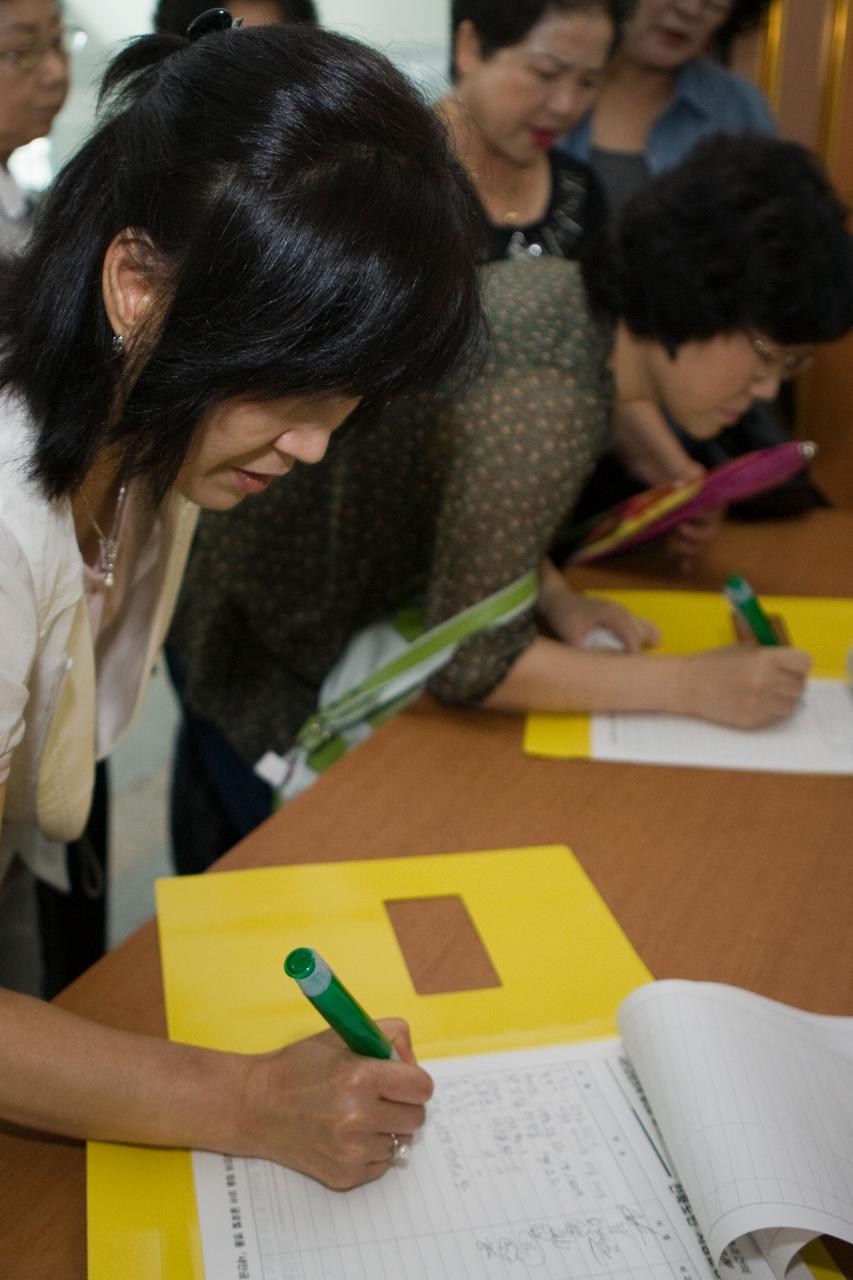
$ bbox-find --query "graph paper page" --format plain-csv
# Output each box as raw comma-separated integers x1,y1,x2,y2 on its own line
618,981,853,1266
193,1038,784,1280
591,679,853,774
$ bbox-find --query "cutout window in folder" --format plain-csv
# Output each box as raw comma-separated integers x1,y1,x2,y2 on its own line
384,895,501,994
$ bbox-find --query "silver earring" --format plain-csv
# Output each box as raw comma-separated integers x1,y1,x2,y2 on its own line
111,333,125,357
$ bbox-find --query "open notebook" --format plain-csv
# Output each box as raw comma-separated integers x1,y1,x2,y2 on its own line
87,845,653,1277
87,849,848,1279
193,981,853,1280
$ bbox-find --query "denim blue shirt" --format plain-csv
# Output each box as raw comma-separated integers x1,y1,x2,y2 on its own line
559,58,776,175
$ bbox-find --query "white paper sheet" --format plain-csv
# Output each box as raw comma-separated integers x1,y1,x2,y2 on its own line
618,982,853,1269
591,679,853,773
193,1038,785,1280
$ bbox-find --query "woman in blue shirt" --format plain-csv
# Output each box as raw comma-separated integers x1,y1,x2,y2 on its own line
560,0,774,221
558,1,812,560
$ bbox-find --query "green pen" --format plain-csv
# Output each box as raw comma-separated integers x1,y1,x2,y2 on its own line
723,575,780,646
284,946,398,1059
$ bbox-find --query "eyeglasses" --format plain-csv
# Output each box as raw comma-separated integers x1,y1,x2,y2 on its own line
749,333,815,381
0,24,86,75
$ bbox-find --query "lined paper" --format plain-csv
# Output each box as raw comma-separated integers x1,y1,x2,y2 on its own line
193,1038,782,1280
591,679,853,774
618,982,853,1266
525,589,853,768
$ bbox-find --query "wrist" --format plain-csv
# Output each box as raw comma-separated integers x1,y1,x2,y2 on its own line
218,1049,272,1159
656,655,695,716
538,581,577,637
666,655,696,716
161,1044,260,1157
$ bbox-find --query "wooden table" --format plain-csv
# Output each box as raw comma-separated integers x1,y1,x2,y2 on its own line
3,509,853,1277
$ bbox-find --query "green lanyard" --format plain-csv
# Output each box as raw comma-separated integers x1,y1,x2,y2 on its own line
295,569,539,758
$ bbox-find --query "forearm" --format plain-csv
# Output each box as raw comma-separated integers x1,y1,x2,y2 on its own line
0,987,250,1153
536,557,578,636
0,792,246,1152
482,634,689,715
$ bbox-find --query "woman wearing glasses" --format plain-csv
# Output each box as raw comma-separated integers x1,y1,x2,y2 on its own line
0,0,70,255
167,133,853,873
558,0,807,554
0,0,76,1001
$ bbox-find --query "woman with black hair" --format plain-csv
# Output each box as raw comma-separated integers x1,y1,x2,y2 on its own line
560,0,789,548
168,134,853,874
154,0,317,33
0,16,482,1184
443,0,629,262
162,0,627,871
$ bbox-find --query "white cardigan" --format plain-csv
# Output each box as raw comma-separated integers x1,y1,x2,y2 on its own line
0,395,198,889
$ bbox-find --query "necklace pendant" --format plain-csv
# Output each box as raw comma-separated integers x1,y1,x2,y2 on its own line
79,481,128,589
101,536,118,588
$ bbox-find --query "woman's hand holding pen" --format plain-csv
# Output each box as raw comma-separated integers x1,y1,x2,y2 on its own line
677,645,812,728
237,1018,433,1190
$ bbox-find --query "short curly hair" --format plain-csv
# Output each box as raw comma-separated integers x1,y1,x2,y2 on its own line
608,135,853,349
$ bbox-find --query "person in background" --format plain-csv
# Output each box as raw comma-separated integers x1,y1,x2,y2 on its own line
561,0,773,223
163,0,628,866
558,0,813,554
0,1,70,996
0,16,483,1186
167,135,853,875
0,0,69,255
439,0,628,264
441,0,728,568
154,0,317,34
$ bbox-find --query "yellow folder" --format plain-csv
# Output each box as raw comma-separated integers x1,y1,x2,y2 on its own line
525,589,853,759
88,844,651,1277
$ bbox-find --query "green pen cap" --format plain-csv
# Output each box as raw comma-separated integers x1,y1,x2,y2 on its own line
723,574,779,646
284,947,317,982
284,946,394,1059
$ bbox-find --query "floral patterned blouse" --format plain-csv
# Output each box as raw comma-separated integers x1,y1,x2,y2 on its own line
168,258,613,765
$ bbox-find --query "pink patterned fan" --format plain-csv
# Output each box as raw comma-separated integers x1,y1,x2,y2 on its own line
569,441,816,564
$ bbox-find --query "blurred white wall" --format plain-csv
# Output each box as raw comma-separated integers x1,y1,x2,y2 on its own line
11,0,448,185
319,1,446,95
